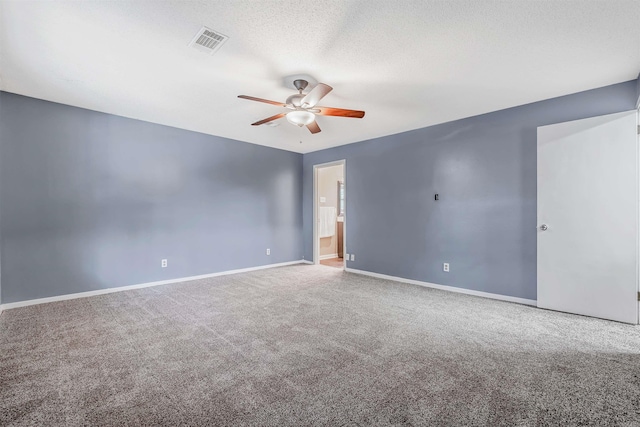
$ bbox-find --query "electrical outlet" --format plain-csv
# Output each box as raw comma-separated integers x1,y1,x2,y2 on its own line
266,248,270,255
443,263,449,272
351,254,355,261
161,259,168,268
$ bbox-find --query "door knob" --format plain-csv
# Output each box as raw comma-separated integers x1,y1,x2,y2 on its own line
540,224,548,231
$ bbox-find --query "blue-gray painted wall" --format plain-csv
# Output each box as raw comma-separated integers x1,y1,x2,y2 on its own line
1,79,637,305
0,92,303,303
303,80,638,301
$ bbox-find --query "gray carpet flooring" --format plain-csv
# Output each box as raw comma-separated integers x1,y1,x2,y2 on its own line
1,264,640,426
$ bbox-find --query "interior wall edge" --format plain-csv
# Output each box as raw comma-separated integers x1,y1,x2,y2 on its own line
303,79,639,302
0,91,304,303
0,260,306,310
345,267,537,307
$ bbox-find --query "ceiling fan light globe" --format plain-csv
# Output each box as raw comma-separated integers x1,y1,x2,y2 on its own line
286,110,315,127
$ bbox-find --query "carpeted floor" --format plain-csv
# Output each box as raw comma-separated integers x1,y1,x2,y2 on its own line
1,264,640,426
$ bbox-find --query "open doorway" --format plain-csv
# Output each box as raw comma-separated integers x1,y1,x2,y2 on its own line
313,160,346,269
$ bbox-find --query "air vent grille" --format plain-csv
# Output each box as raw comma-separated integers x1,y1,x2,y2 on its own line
189,26,229,55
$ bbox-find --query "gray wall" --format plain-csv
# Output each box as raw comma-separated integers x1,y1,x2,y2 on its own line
0,92,303,303
0,94,2,306
303,80,638,301
1,79,636,305
636,73,640,107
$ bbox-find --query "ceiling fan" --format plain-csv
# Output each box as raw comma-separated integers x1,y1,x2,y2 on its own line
238,79,365,134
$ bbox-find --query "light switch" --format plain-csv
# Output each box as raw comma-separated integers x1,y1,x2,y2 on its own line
320,197,326,203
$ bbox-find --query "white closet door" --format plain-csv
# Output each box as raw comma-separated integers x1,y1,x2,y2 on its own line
537,110,638,324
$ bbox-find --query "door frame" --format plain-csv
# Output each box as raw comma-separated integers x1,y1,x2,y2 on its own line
313,159,346,268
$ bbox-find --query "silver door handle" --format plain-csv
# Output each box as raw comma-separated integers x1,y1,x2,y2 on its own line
540,224,548,231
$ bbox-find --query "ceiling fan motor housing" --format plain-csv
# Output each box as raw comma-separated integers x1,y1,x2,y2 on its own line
286,94,305,107
293,79,309,92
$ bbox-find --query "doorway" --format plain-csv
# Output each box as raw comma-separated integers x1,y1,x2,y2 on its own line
313,160,346,269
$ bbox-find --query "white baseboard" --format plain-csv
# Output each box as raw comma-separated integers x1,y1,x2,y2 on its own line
345,268,537,307
301,260,314,265
0,260,306,311
319,253,339,260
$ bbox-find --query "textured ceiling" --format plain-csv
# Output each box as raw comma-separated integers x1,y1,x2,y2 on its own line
1,0,639,154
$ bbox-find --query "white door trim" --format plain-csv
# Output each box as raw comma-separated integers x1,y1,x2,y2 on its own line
313,159,346,268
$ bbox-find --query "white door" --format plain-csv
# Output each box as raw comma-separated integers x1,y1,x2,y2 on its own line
537,110,638,324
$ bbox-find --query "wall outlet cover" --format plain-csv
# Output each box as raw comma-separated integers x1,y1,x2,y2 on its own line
351,254,355,261
443,263,449,272
266,248,270,255
161,259,168,268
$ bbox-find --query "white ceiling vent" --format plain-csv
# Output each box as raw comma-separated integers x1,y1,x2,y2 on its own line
188,26,229,55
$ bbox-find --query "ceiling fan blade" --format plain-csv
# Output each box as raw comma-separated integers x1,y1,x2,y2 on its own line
251,113,286,126
315,107,365,118
238,95,287,107
306,120,321,134
300,83,333,108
